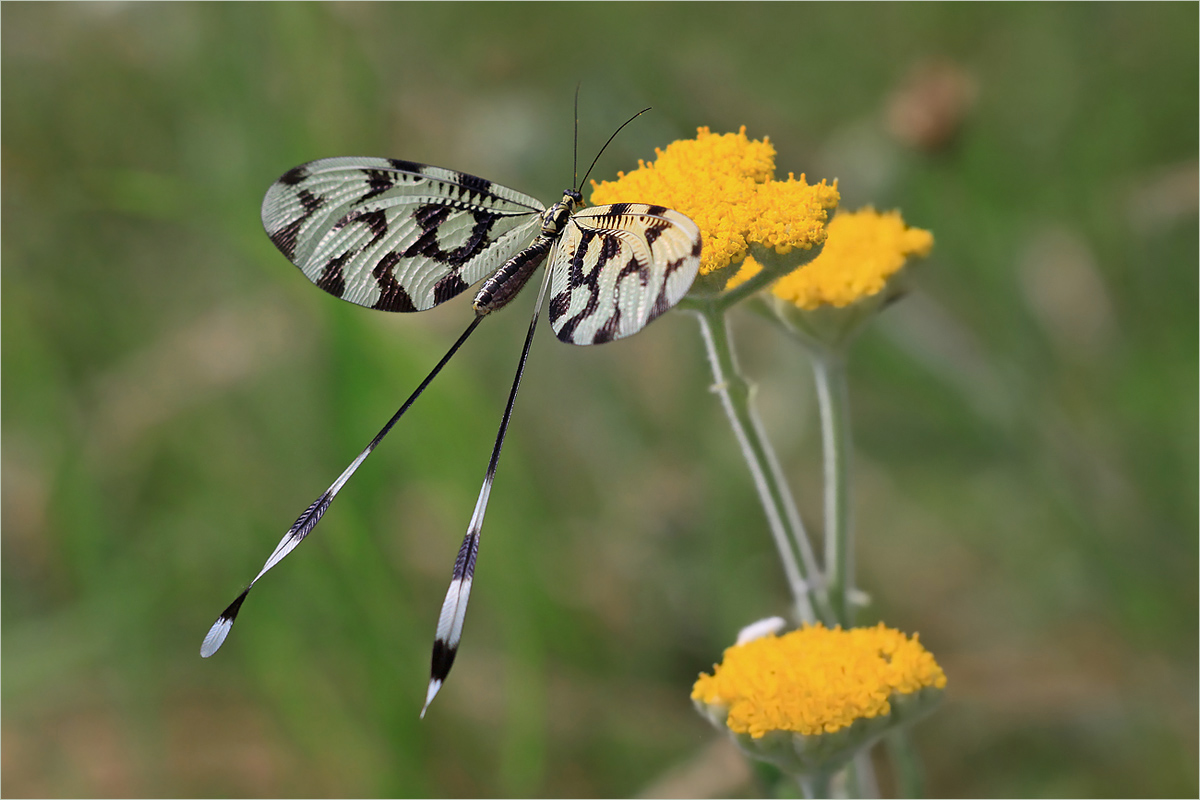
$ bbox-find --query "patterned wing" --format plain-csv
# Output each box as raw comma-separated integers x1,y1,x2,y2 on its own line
547,203,701,344
261,157,546,312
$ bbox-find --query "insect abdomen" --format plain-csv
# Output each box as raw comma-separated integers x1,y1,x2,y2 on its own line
472,239,552,315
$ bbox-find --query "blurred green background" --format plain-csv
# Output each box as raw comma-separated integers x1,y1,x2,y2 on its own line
3,3,1196,797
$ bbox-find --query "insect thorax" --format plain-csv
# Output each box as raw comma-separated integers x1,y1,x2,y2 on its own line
540,190,582,236
471,189,582,317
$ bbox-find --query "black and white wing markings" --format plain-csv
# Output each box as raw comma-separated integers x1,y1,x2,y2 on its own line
261,157,546,312
205,150,703,719
548,203,702,345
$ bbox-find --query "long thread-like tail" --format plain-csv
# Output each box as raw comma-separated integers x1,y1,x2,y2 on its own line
421,266,554,716
200,315,485,658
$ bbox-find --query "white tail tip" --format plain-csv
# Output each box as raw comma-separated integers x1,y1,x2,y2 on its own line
200,616,233,657
420,678,443,719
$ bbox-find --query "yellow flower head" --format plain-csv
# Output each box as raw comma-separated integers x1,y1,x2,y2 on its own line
590,127,839,277
693,623,946,739
771,208,934,310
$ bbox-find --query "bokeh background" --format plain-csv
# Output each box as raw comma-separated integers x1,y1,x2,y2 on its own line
3,3,1196,797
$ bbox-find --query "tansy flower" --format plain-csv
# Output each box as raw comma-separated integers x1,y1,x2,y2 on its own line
766,208,933,309
693,623,946,778
694,622,945,737
753,208,933,349
590,127,839,285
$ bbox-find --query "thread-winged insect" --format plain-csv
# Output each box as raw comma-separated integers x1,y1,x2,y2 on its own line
201,108,702,715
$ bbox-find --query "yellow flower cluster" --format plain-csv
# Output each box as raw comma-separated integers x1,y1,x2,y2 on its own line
770,208,934,309
692,623,947,739
590,127,839,276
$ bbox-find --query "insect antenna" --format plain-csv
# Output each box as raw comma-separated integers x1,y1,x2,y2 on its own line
576,107,652,194
572,82,581,188
422,264,555,717
200,314,485,658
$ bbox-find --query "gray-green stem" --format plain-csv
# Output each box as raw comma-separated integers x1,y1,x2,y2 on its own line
885,728,924,798
811,347,854,626
690,303,832,626
799,767,835,799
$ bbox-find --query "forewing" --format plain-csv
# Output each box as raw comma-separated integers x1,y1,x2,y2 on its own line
261,157,545,311
547,204,701,344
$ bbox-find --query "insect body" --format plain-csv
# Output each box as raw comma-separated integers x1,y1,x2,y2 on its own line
202,134,701,716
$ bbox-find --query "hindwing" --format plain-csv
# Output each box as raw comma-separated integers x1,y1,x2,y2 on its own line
547,203,702,345
261,157,546,312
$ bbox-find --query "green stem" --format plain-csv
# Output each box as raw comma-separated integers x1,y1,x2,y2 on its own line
886,729,924,798
691,304,832,626
811,347,854,626
799,768,834,799
812,344,879,796
852,749,880,798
